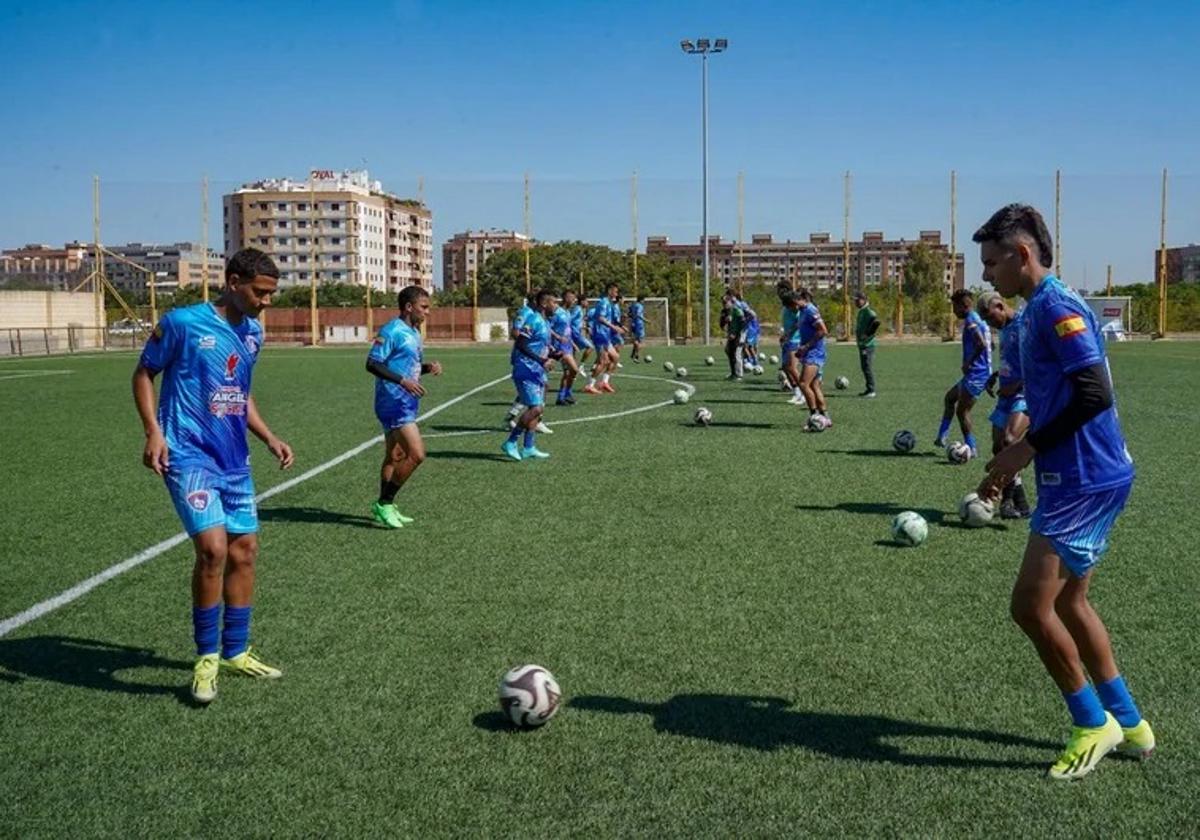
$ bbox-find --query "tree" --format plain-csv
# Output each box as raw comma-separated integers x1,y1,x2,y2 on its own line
902,242,946,301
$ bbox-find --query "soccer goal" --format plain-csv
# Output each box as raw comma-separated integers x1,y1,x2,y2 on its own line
1084,296,1133,341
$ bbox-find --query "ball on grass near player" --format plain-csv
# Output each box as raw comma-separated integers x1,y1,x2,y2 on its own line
498,664,561,728
805,414,830,433
958,492,995,528
644,354,653,363
834,375,850,390
946,441,973,464
892,430,917,453
705,356,715,366
673,388,689,404
663,361,675,373
676,367,688,378
769,354,780,365
891,511,928,546
777,370,790,390
752,365,764,375
694,407,713,426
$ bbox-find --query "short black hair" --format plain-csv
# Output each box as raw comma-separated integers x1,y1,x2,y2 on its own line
796,287,812,302
397,285,429,309
226,248,278,282
950,288,973,306
783,292,800,306
972,203,1054,269
606,282,619,292
854,290,867,303
534,288,556,306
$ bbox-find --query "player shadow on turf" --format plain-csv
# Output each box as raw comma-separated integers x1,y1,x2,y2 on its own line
569,694,1054,770
425,450,513,462
258,506,379,529
430,423,502,433
818,448,938,459
795,501,947,524
0,635,190,697
678,421,776,430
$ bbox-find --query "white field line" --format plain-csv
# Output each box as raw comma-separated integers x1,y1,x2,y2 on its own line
0,371,689,638
0,370,74,382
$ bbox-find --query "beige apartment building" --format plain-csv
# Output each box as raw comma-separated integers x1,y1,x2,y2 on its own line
223,169,433,292
0,242,90,289
98,242,223,292
441,230,531,290
646,230,964,292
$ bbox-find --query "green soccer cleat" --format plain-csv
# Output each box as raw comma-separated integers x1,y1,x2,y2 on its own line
191,653,218,704
501,440,522,461
520,446,550,459
1118,719,1156,760
1048,712,1123,781
220,646,283,679
372,501,405,529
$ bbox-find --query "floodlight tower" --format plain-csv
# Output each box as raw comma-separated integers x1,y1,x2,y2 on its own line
680,36,728,345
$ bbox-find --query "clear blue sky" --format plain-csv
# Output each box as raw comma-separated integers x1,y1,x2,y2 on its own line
1,0,1197,287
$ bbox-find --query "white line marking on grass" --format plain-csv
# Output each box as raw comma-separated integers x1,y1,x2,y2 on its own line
0,373,511,639
0,370,74,382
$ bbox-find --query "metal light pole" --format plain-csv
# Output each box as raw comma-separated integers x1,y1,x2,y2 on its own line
681,37,727,345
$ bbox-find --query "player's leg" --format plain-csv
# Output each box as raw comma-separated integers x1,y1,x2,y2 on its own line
504,378,549,459
382,424,424,516
809,363,829,415
1004,409,1032,517
955,388,978,454
189,525,228,703
784,347,803,403
936,383,959,447
859,345,876,396
215,474,279,680
599,346,618,392
798,363,819,414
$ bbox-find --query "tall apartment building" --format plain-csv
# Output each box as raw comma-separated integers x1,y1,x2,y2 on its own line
1157,244,1200,284
97,242,223,292
0,242,89,289
646,231,964,292
223,169,433,292
441,230,531,290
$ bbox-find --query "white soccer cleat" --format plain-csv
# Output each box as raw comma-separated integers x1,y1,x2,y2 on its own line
536,421,553,434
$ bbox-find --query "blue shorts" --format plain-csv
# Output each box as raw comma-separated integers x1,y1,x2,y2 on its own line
747,325,760,344
989,395,1028,429
802,350,825,369
165,466,257,537
958,377,988,399
593,330,611,350
631,326,645,340
557,340,574,358
379,409,418,431
573,335,593,351
782,341,801,359
1031,482,1133,578
514,376,546,407
612,332,625,346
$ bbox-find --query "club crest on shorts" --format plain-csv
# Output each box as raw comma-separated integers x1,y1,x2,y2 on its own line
186,490,211,512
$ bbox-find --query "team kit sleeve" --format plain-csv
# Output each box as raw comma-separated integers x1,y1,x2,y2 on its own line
367,324,394,365
1041,298,1103,374
138,312,182,372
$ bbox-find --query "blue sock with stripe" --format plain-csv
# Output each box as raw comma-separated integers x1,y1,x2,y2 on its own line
937,418,952,441
221,605,252,659
523,429,535,449
506,426,521,444
192,605,220,656
1096,675,1141,727
965,432,978,452
1063,684,1107,728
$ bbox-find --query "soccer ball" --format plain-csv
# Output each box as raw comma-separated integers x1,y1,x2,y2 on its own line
892,430,917,453
663,361,675,373
959,492,995,528
805,414,830,433
676,367,688,378
946,442,973,464
834,376,850,390
644,354,653,363
769,354,780,365
705,356,715,366
694,407,713,426
891,511,928,546
752,365,764,375
673,389,690,404
498,664,562,728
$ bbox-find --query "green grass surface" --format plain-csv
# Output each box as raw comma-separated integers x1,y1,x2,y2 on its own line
2,343,1198,837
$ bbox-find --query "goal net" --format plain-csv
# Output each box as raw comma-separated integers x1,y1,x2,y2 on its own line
613,296,673,345
1083,296,1133,341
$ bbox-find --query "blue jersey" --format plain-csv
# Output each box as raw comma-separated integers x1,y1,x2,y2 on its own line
512,309,551,381
368,317,423,420
798,303,825,349
569,304,585,336
737,299,758,326
549,306,573,349
961,310,992,382
1021,275,1134,495
628,302,645,330
997,310,1024,394
138,302,263,475
512,304,534,336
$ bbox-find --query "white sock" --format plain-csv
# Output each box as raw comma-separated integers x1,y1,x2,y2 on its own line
587,377,596,387
602,374,611,384
793,387,802,397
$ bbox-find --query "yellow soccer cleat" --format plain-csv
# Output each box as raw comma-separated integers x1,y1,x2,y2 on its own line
220,647,283,679
191,653,218,704
1118,719,1156,760
1048,712,1123,781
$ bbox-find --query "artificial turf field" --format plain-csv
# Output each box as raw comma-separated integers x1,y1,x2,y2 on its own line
1,341,1198,837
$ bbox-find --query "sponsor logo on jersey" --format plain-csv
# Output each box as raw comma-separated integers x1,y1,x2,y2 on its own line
186,490,211,512
209,386,248,417
1040,472,1062,486
243,335,259,354
224,353,240,380
198,335,216,349
1054,315,1087,339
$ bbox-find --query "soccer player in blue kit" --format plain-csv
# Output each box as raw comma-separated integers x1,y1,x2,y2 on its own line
571,294,594,372
977,291,1031,519
627,294,646,362
366,285,443,529
551,289,582,405
936,289,991,457
502,289,561,461
794,288,830,425
975,204,1153,780
132,248,294,705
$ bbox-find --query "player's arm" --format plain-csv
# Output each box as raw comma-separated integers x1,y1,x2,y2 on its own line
247,395,294,470
420,361,442,376
131,365,169,476
961,324,986,372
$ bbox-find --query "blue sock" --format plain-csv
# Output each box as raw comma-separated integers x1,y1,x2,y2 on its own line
937,418,952,440
1063,684,1107,728
192,605,220,656
965,432,978,452
506,427,521,444
523,430,535,449
1096,675,1141,727
221,605,252,659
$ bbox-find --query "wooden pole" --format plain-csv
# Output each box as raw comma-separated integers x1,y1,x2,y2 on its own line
842,171,851,339
523,171,531,295
1106,264,1113,297
737,170,744,294
685,267,693,340
310,181,318,346
631,170,639,295
1158,168,1168,338
949,170,957,340
1054,169,1062,280
201,175,210,302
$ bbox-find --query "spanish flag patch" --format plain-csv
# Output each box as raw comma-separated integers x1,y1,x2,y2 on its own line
1054,315,1087,339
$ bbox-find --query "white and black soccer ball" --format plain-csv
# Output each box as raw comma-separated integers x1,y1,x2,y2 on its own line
946,441,973,465
958,492,995,528
704,356,715,366
805,414,830,433
769,354,780,365
834,376,850,390
673,388,690,404
892,430,917,453
694,407,713,426
644,354,653,363
676,367,688,378
891,511,928,546
663,361,675,373
752,365,764,376
498,664,562,728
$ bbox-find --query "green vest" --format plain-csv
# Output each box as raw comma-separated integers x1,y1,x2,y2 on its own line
856,306,878,348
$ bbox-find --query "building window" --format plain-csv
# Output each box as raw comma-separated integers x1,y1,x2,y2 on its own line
277,221,288,229
330,220,341,229
297,203,307,211
331,203,341,211
298,237,308,245
333,272,342,280
276,237,288,246
277,203,287,211
297,220,307,228
332,237,342,245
